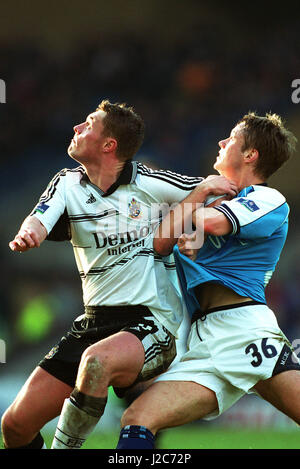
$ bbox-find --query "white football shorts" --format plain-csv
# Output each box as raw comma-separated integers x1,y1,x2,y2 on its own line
155,303,300,420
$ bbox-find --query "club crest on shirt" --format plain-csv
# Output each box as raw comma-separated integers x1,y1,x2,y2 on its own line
128,198,142,219
45,345,59,359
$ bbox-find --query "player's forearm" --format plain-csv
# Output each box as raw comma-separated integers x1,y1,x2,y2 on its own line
9,215,48,252
153,207,184,256
153,184,209,256
153,175,237,256
192,207,232,236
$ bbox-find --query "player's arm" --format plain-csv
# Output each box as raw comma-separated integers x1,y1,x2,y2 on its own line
200,207,232,236
9,169,68,252
177,198,232,261
9,215,48,252
153,175,237,256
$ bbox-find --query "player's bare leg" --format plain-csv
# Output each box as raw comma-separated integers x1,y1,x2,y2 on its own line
77,331,145,394
51,331,145,449
1,367,72,448
117,380,218,448
254,370,300,425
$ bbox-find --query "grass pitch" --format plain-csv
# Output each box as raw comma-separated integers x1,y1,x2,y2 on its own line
37,426,299,450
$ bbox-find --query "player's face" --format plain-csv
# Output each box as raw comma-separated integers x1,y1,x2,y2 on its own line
68,110,106,163
214,123,246,179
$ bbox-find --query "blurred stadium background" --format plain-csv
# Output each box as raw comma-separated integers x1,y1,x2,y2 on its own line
1,0,300,449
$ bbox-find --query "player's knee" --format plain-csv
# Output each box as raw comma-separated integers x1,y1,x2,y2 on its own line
2,408,16,435
121,404,141,427
77,346,107,391
121,404,159,435
1,407,26,442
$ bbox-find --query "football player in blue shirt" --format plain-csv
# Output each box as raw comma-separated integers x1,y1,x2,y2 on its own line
116,111,300,449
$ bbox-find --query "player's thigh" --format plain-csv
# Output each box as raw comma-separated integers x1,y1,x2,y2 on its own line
2,366,72,432
122,380,218,434
254,370,300,424
80,331,145,388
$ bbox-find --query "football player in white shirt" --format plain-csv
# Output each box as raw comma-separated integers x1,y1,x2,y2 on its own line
2,100,236,449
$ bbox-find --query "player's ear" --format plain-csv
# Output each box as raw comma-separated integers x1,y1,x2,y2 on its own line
103,138,117,153
243,148,259,164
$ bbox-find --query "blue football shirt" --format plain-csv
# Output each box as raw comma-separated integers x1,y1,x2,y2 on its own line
174,184,289,317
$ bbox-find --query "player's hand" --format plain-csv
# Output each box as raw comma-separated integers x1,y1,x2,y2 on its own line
9,216,48,252
200,175,238,200
9,228,41,252
177,233,198,261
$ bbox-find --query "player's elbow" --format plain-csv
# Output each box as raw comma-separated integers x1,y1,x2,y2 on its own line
153,237,173,257
204,215,232,237
204,220,223,236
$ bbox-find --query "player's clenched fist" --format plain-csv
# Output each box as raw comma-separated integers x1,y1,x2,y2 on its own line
9,229,40,252
9,216,48,252
200,174,238,200
177,233,198,261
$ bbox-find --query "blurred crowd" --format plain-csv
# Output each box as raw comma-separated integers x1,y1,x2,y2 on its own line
1,22,299,174
1,23,300,363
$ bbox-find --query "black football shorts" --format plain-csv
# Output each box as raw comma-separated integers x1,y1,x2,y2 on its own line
39,305,176,396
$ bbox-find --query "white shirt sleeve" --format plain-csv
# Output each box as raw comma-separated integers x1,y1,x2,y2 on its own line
30,169,67,234
136,165,204,205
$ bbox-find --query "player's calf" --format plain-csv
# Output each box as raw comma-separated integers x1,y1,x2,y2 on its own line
51,387,107,449
51,333,144,449
51,350,109,449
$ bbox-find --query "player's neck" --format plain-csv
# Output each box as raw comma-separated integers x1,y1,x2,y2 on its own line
237,175,265,192
225,169,265,193
83,155,125,192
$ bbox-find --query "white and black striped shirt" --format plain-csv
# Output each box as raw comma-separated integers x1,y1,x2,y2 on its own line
31,160,203,336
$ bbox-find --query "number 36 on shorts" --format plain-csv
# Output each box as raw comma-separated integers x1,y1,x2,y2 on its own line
245,337,279,368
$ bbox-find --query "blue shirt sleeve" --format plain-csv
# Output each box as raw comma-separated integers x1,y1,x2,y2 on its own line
214,186,289,239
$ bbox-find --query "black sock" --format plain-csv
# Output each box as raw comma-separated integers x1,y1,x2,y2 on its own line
116,425,155,449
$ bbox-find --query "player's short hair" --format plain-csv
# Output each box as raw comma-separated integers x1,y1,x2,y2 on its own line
238,111,297,179
96,100,145,161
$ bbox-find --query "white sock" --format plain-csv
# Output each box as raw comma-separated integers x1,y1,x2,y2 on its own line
51,398,99,449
